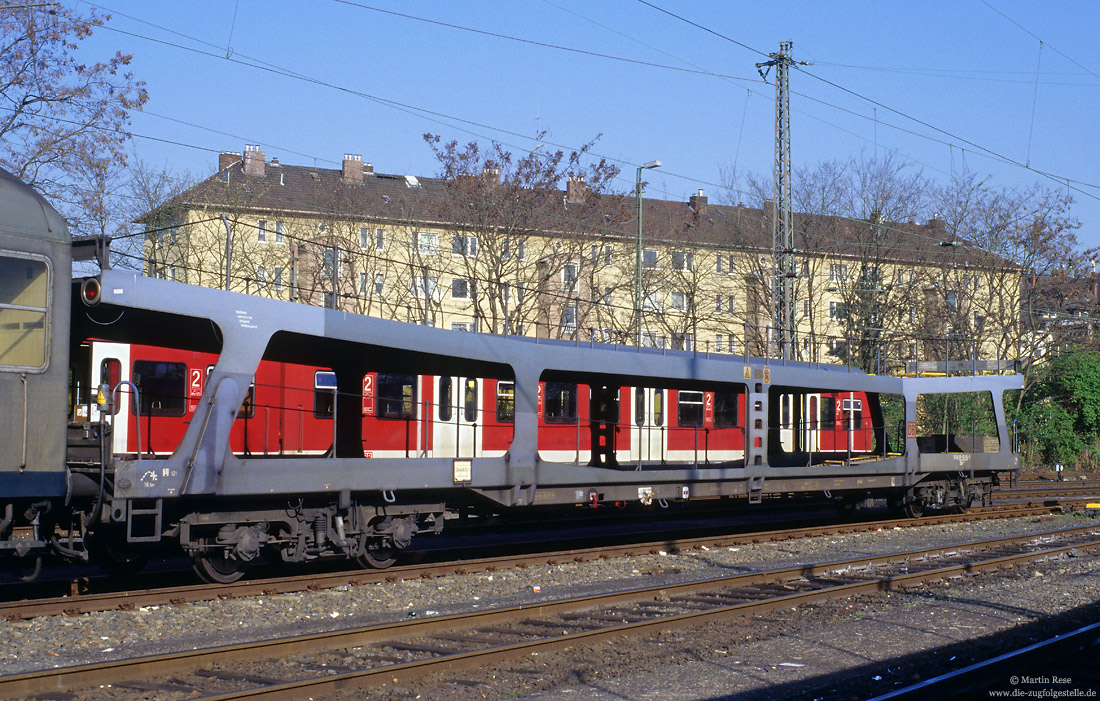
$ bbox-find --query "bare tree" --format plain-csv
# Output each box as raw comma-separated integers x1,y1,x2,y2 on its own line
422,133,628,338
0,6,147,234
932,171,1087,401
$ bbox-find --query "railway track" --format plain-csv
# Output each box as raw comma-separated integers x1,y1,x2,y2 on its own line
0,502,1076,622
4,522,1099,699
871,621,1100,700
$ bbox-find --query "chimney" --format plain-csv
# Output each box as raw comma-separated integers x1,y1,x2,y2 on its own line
481,166,500,185
219,151,241,171
689,189,707,214
364,162,374,176
566,175,588,203
342,154,363,183
928,214,945,233
242,145,265,177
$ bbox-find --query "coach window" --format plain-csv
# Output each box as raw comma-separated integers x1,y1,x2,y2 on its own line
464,378,478,422
313,370,336,418
714,388,739,427
634,387,645,426
438,376,452,422
496,381,515,422
544,382,577,424
781,395,791,428
820,396,836,429
677,390,704,427
0,254,49,371
132,361,187,416
99,359,122,415
653,389,664,426
842,398,862,430
378,374,416,420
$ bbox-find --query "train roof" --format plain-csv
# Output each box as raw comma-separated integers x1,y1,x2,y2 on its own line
0,167,69,243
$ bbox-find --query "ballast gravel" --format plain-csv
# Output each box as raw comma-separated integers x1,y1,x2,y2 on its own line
2,513,1098,699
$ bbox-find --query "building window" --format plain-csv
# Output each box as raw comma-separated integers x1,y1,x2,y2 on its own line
502,238,526,260
562,263,577,292
275,220,284,243
946,291,958,309
360,227,370,249
257,219,267,242
604,245,612,266
452,233,478,257
562,303,577,332
504,282,527,305
359,272,368,295
974,312,985,330
451,322,473,332
452,278,472,300
412,231,438,255
829,263,849,284
642,249,658,269
641,332,665,349
599,287,612,306
671,250,693,271
671,290,686,311
322,249,335,278
590,245,599,264
642,291,660,311
256,266,266,289
716,295,735,314
829,301,848,320
802,298,810,316
274,267,283,291
376,228,385,250
411,275,438,300
671,332,692,350
715,334,724,353
169,265,177,282
374,273,384,297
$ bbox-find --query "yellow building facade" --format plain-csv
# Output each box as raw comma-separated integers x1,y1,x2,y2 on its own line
143,148,1019,375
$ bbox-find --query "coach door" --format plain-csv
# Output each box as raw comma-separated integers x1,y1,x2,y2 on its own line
630,387,665,464
433,376,480,458
89,342,130,456
804,394,821,452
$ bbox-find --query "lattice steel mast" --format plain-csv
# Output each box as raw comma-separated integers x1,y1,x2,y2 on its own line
757,42,807,360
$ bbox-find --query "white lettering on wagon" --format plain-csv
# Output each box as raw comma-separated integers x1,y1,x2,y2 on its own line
235,310,258,329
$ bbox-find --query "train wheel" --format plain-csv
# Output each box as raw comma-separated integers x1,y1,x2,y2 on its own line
192,550,247,583
952,495,973,515
356,538,397,569
902,498,924,519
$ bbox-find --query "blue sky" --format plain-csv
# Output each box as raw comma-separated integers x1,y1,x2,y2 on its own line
76,1,1100,250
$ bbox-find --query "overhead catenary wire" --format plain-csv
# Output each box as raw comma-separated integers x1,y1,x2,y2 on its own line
40,2,1096,254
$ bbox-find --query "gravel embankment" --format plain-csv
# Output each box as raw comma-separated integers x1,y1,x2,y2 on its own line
3,514,1098,699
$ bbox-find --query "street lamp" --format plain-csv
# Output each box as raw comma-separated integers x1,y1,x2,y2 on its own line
635,160,661,347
